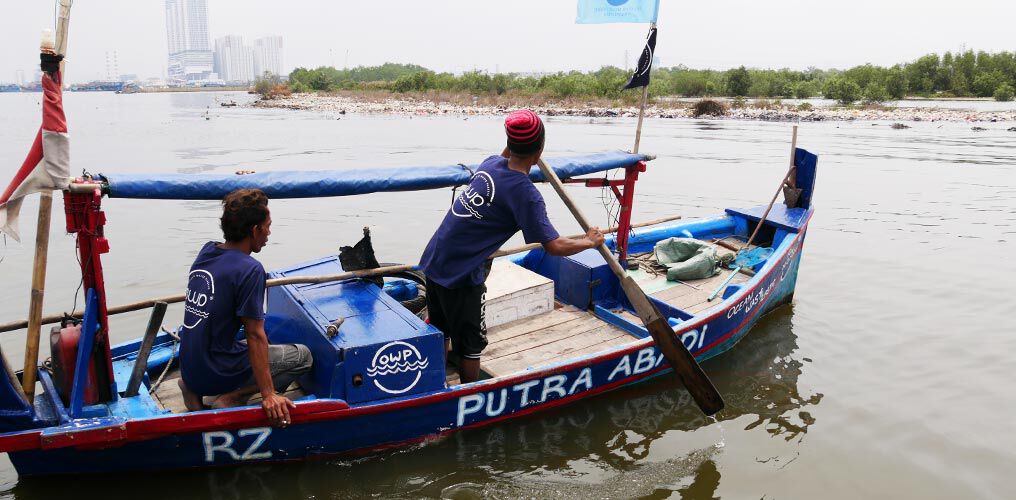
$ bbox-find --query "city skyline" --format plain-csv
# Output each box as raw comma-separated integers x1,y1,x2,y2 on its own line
2,1,1016,84
165,0,213,81
214,35,284,83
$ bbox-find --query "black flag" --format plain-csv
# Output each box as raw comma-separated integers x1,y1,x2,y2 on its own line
623,26,657,89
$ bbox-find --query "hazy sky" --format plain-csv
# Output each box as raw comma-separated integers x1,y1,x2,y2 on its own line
1,0,1014,83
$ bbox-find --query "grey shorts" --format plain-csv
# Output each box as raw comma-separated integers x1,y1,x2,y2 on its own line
243,343,314,393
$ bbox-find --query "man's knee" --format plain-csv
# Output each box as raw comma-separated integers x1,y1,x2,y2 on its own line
292,344,313,374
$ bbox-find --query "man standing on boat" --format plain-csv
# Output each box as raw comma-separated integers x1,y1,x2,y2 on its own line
177,189,313,427
420,110,604,383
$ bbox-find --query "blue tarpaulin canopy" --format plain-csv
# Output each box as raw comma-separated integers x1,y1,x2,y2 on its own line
101,151,649,200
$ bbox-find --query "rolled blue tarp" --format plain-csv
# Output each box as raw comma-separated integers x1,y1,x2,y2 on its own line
102,151,649,200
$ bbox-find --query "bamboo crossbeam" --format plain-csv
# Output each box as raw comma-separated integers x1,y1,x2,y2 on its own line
489,214,681,259
0,215,685,334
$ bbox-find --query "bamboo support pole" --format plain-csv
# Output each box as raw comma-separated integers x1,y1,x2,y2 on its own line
21,193,53,399
20,0,73,399
489,214,681,259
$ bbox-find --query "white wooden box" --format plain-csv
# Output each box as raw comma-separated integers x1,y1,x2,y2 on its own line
484,260,555,329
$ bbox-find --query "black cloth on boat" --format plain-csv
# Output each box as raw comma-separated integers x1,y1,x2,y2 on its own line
339,227,383,287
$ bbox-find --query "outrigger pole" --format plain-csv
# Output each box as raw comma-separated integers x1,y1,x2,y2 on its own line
21,0,73,401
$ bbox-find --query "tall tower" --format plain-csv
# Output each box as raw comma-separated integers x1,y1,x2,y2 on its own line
253,36,284,78
165,0,213,82
214,36,255,83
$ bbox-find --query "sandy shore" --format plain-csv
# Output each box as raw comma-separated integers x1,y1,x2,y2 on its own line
252,93,1016,124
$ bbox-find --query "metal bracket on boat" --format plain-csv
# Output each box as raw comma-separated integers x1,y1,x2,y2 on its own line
326,317,344,338
67,181,108,195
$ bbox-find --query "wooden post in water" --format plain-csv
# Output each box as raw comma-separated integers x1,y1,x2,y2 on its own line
22,0,73,400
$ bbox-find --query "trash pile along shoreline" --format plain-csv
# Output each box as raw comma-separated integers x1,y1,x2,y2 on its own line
252,93,1016,124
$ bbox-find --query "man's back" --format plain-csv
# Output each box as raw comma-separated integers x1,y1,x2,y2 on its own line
180,241,266,396
419,155,559,289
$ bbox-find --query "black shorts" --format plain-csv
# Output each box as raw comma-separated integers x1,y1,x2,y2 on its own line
426,278,487,359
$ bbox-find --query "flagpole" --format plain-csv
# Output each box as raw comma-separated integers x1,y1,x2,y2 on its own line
22,0,73,401
631,22,655,155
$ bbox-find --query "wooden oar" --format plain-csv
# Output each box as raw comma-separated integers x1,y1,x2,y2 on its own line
536,158,724,416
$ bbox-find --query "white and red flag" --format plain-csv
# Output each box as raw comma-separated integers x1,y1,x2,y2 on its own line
0,57,71,242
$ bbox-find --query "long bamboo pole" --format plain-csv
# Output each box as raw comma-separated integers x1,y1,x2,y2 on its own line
0,215,685,334
21,0,74,400
489,214,680,259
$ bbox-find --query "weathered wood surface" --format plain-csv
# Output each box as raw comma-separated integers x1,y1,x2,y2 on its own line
480,308,635,378
152,368,307,414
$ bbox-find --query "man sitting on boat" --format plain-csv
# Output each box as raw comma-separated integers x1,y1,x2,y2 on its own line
177,189,313,426
420,110,605,383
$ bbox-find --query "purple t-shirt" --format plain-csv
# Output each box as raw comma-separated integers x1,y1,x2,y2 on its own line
420,155,560,288
179,242,266,396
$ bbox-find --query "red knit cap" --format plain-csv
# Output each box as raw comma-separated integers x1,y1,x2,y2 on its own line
505,110,545,154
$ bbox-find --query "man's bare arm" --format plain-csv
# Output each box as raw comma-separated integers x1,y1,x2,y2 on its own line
242,317,295,427
542,227,606,257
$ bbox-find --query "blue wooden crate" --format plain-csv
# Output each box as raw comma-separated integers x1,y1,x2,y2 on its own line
265,256,445,404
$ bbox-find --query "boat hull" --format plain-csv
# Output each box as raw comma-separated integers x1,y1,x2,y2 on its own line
6,220,809,476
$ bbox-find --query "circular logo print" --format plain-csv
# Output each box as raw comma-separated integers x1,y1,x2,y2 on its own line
367,341,430,394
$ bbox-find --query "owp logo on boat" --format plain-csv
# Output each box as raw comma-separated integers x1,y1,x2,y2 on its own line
182,269,215,329
367,341,430,394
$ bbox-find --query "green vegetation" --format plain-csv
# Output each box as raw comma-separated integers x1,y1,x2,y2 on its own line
995,83,1015,102
286,50,1016,103
253,72,290,99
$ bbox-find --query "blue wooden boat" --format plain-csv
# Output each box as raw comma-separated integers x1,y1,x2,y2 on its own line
0,149,818,476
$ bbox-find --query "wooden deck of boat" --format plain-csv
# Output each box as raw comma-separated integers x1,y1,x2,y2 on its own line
479,305,636,378
151,370,308,414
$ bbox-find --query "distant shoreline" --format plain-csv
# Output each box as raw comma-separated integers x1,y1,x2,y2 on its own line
251,91,1016,124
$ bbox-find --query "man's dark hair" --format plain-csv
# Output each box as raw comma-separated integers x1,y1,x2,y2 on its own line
221,189,269,242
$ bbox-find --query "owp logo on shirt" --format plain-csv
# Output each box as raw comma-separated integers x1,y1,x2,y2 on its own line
183,269,215,329
452,172,496,220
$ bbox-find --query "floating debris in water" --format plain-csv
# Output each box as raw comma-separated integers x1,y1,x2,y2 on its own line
891,123,910,129
971,126,987,131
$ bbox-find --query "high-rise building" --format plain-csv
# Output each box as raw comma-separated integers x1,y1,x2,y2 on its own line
253,36,284,78
214,36,255,83
165,0,213,82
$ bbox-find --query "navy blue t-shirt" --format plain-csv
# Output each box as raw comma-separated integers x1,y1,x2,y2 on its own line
179,242,266,396
420,155,560,288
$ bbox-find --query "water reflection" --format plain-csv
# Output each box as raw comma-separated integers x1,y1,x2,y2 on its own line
8,306,819,499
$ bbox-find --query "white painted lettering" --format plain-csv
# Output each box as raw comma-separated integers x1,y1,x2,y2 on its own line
513,379,541,407
202,431,239,462
541,375,568,402
633,348,655,374
457,393,485,426
569,368,593,395
608,355,632,381
238,427,273,460
486,388,508,416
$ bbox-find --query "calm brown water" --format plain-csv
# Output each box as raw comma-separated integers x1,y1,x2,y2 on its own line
0,92,1014,499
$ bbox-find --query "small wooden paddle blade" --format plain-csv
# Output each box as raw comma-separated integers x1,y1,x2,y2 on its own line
644,315,725,415
620,277,725,415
